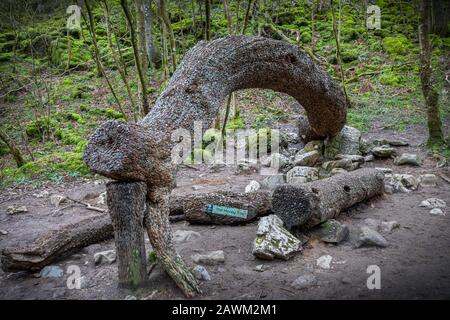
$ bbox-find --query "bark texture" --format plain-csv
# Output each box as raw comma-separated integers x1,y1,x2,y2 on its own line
272,168,384,229
106,181,147,288
84,36,347,181
1,214,113,272
183,190,272,225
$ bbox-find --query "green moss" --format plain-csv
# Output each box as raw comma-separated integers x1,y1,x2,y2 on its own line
147,251,157,264
25,117,57,140
383,36,413,56
87,107,125,120
226,112,245,130
379,71,403,86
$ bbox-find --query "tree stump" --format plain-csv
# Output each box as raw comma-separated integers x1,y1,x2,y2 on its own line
272,168,385,229
106,181,148,288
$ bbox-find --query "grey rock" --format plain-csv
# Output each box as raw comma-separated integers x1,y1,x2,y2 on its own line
330,168,348,176
293,150,321,167
32,190,49,198
286,166,319,184
372,145,396,158
373,138,409,147
97,192,106,205
245,180,261,193
40,265,64,278
192,265,211,281
252,215,302,260
324,126,361,159
191,250,225,265
261,153,289,169
50,195,67,207
419,198,446,209
303,140,324,153
375,167,392,174
316,255,332,269
380,221,400,233
173,230,201,243
355,227,389,248
384,174,419,193
291,274,318,290
253,265,265,272
394,153,421,166
419,174,438,187
124,295,137,300
260,174,286,190
319,219,349,243
364,154,375,162
282,132,299,144
94,250,116,265
335,154,365,163
6,205,28,215
0,229,8,235
430,208,445,216
322,159,359,171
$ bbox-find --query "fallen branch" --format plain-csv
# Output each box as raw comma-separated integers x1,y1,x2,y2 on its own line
66,197,106,213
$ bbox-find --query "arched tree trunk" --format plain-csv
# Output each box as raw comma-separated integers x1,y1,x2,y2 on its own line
83,35,347,297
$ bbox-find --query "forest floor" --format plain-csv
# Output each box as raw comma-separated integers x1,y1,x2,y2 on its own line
0,119,449,300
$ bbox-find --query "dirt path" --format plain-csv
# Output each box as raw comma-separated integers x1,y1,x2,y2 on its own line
0,127,449,300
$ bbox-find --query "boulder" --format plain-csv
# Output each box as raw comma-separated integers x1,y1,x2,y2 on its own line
94,250,117,265
330,168,348,175
319,219,349,244
286,166,319,184
322,159,359,171
419,174,438,187
252,215,302,260
291,274,318,290
324,126,362,159
335,154,365,163
6,205,28,215
373,138,409,147
372,145,396,158
430,208,445,216
293,150,321,167
192,265,211,281
50,195,67,207
260,174,286,190
355,227,388,248
394,153,421,166
261,153,289,169
245,180,261,193
173,230,201,243
419,198,446,209
40,265,64,278
316,255,332,269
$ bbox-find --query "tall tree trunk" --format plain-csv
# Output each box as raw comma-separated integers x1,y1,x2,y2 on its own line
143,0,160,67
0,128,26,168
84,0,128,120
331,0,350,108
241,0,254,34
121,0,149,116
103,0,138,121
158,0,177,73
419,0,445,146
204,0,211,40
430,0,449,37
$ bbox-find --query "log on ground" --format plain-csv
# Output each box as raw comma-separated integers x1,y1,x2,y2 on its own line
272,168,385,229
1,214,112,272
183,190,272,225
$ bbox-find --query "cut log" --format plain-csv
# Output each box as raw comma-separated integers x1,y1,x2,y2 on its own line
184,190,272,225
272,168,385,229
1,214,112,272
106,181,147,288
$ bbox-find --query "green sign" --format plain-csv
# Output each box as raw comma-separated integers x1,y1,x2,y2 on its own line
206,204,248,219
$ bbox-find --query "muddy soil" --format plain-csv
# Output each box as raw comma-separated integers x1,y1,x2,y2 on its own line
0,125,449,300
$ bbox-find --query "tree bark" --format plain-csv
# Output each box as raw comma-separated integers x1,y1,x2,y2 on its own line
1,214,113,272
0,128,26,168
204,0,211,40
159,0,177,72
144,187,201,298
106,181,148,288
184,190,272,225
272,168,385,229
419,0,445,146
143,0,160,67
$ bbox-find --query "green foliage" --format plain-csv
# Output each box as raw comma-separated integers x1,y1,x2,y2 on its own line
383,36,414,56
226,112,245,130
25,117,57,140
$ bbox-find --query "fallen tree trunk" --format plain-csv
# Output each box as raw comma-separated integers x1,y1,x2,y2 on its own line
272,168,385,229
184,190,272,225
1,214,113,272
82,36,347,297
